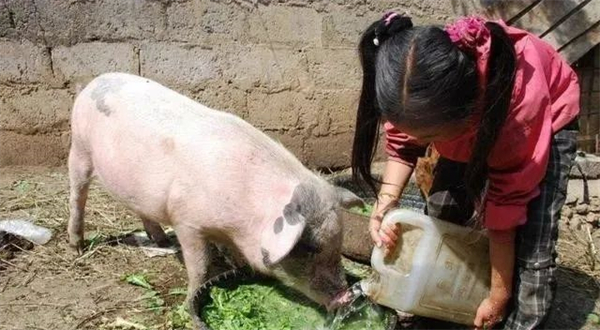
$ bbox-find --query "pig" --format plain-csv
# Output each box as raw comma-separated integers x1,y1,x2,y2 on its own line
67,72,363,327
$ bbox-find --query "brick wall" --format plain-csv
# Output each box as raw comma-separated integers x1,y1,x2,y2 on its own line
0,0,458,168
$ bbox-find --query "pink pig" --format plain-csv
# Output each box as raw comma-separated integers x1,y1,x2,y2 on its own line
67,72,363,327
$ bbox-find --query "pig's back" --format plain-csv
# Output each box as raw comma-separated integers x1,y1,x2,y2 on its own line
72,73,309,224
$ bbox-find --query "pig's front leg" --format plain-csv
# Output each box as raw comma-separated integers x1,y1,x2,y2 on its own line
174,224,209,329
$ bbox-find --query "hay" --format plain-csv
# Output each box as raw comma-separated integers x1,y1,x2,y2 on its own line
0,170,140,238
0,169,151,287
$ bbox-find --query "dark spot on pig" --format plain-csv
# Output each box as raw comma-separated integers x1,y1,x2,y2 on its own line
90,76,125,116
284,202,303,225
282,183,320,225
273,216,284,234
261,248,272,266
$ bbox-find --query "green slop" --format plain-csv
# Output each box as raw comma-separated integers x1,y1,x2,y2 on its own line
201,273,389,330
348,203,374,217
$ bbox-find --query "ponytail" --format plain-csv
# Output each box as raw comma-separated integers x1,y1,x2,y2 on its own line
351,22,382,194
464,22,517,206
351,15,413,194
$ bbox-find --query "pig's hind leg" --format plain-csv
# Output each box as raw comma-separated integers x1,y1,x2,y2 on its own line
141,218,171,248
67,145,93,255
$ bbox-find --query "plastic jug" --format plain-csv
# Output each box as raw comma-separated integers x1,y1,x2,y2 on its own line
360,209,490,325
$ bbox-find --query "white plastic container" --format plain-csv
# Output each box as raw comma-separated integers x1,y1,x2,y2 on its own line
360,209,490,325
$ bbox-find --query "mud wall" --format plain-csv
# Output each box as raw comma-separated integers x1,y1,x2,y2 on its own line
0,0,459,168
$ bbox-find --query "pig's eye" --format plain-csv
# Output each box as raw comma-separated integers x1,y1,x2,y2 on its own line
293,241,321,255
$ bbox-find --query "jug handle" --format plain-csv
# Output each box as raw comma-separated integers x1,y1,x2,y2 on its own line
381,208,433,229
371,209,430,277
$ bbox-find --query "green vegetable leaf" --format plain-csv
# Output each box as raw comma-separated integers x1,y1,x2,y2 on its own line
348,204,374,216
124,273,153,290
168,287,188,296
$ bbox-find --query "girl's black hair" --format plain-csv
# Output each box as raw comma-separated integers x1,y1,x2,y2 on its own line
351,16,516,209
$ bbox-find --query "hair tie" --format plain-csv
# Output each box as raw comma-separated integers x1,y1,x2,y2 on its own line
373,11,411,46
445,16,492,108
383,12,400,26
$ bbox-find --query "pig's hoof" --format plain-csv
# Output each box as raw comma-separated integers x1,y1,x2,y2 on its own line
68,239,84,256
153,236,171,248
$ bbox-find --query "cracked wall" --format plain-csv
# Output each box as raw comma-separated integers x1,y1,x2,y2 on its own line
0,0,457,168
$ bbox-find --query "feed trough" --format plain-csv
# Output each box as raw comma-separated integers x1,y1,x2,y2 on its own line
192,267,398,330
329,173,426,263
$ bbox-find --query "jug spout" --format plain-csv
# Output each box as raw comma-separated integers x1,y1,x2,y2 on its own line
359,277,381,301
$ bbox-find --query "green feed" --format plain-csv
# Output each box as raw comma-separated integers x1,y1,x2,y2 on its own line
201,278,389,330
348,203,374,216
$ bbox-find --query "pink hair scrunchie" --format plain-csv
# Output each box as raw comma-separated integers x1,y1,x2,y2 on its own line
445,16,492,108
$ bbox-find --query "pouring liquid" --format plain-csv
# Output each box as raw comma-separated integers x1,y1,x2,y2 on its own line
322,282,391,330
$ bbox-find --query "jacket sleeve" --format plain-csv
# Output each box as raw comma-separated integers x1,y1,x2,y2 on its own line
383,121,428,168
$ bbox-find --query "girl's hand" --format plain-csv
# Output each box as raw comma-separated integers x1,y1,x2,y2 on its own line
474,296,508,329
475,228,515,329
369,193,401,255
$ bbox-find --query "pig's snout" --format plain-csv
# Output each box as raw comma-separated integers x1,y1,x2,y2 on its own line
310,267,349,309
326,289,354,311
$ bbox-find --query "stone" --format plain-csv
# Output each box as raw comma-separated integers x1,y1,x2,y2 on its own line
569,216,582,230
561,206,574,219
565,193,579,205
586,212,599,224
140,43,218,88
164,1,248,45
311,90,360,135
321,13,378,47
52,42,137,82
245,6,322,47
567,180,600,205
559,220,570,233
192,86,248,119
0,131,68,166
264,129,306,162
222,46,310,91
369,0,454,23
0,88,72,135
247,91,317,130
0,0,44,43
570,154,600,179
164,0,207,43
576,204,589,215
0,4,15,37
0,40,51,83
304,132,354,168
305,48,361,89
33,0,166,46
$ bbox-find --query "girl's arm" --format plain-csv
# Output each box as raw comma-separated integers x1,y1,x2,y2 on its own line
489,229,516,302
474,228,516,329
369,160,414,253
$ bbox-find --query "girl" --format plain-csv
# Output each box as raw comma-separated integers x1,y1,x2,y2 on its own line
351,13,580,330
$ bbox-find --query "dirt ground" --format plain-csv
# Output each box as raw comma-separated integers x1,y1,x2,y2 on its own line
1,166,599,330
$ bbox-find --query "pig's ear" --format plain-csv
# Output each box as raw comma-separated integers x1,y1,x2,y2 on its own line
335,187,365,209
260,214,306,266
